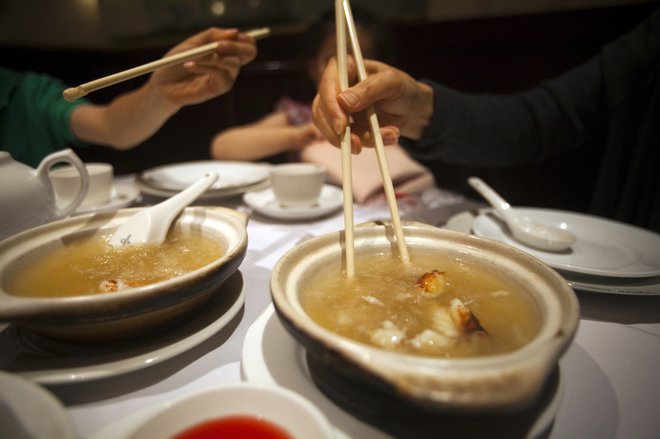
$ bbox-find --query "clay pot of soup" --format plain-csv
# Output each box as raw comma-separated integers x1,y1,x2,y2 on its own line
0,206,248,343
270,222,579,413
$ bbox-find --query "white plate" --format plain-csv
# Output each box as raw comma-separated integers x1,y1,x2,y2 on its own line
553,320,660,438
141,161,271,192
0,271,245,385
241,305,563,439
562,271,660,295
75,181,140,215
137,177,269,200
243,185,343,220
0,370,76,439
444,210,660,296
472,208,660,278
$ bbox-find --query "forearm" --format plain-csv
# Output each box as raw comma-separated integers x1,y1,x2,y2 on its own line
399,80,435,141
70,82,179,150
211,125,303,160
405,57,603,168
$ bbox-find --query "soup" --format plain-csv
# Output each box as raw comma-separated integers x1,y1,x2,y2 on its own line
174,416,293,439
5,230,224,298
301,251,541,358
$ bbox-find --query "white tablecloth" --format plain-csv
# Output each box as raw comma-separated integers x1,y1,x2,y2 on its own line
2,184,659,438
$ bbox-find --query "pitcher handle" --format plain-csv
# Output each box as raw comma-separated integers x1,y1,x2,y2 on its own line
36,149,89,218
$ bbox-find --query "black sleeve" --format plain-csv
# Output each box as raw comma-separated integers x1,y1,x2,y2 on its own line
401,7,660,169
400,55,605,169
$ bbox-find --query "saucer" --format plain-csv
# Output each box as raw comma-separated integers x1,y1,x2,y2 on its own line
0,271,245,385
75,181,140,215
243,185,343,220
137,178,269,200
140,161,271,192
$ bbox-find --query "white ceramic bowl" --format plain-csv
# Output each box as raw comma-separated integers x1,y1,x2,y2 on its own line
0,206,248,343
270,222,579,413
0,370,75,439
127,382,335,439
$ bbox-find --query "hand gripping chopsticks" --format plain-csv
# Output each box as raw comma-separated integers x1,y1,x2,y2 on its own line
62,27,270,102
335,0,410,278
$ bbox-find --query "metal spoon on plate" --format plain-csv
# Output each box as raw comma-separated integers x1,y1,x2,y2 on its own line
108,172,218,247
468,177,576,252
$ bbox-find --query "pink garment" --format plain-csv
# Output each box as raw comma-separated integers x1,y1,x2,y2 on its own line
300,141,435,204
274,97,312,126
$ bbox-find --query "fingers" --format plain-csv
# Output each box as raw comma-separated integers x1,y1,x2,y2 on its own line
180,27,239,47
337,61,399,113
311,58,345,146
186,54,241,80
214,39,257,66
312,57,402,153
173,27,257,66
312,57,364,143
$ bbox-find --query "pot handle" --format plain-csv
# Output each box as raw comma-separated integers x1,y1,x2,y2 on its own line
37,149,89,218
209,206,250,227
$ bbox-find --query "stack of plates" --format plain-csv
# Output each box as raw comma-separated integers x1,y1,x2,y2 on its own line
137,161,271,200
466,208,660,295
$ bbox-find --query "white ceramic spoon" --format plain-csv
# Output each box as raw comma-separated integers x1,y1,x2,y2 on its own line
468,177,576,252
108,172,218,247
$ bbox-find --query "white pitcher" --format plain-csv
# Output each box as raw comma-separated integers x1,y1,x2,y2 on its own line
0,149,89,241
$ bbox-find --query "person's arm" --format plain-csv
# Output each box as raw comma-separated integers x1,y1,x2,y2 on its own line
70,27,257,149
313,56,606,167
407,56,604,168
210,111,322,161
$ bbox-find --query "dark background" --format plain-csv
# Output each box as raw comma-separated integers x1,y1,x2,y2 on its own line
1,1,658,213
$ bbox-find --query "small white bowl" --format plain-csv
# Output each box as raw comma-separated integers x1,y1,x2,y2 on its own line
0,370,75,439
127,382,335,439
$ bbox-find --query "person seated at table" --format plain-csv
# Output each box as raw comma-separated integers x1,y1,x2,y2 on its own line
210,8,435,204
312,8,660,232
0,27,258,168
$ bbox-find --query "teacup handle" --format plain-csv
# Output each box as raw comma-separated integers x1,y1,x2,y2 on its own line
37,149,90,218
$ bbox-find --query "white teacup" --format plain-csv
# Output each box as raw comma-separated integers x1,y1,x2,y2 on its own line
51,162,113,209
270,163,326,207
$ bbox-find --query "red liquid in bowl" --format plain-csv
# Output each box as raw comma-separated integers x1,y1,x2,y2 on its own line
174,415,293,439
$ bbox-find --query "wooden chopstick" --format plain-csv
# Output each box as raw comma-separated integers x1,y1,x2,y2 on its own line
335,0,355,278
341,0,410,263
62,27,271,102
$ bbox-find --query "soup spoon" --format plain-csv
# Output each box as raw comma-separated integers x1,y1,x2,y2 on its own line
108,172,218,247
468,177,576,252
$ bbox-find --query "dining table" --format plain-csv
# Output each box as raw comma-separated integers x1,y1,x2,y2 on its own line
1,176,659,439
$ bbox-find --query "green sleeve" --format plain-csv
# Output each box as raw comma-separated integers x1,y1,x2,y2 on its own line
0,68,90,167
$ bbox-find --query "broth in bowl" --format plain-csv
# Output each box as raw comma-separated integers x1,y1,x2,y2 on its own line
5,230,224,298
0,206,248,343
301,251,541,358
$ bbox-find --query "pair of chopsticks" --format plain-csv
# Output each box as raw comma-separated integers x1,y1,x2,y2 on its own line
63,27,271,102
336,0,409,278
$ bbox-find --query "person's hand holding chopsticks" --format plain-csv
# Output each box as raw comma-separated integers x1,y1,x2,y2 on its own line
149,27,258,107
312,57,434,154
68,27,264,152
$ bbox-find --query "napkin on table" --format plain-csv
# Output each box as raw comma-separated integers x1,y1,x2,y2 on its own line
300,141,435,204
